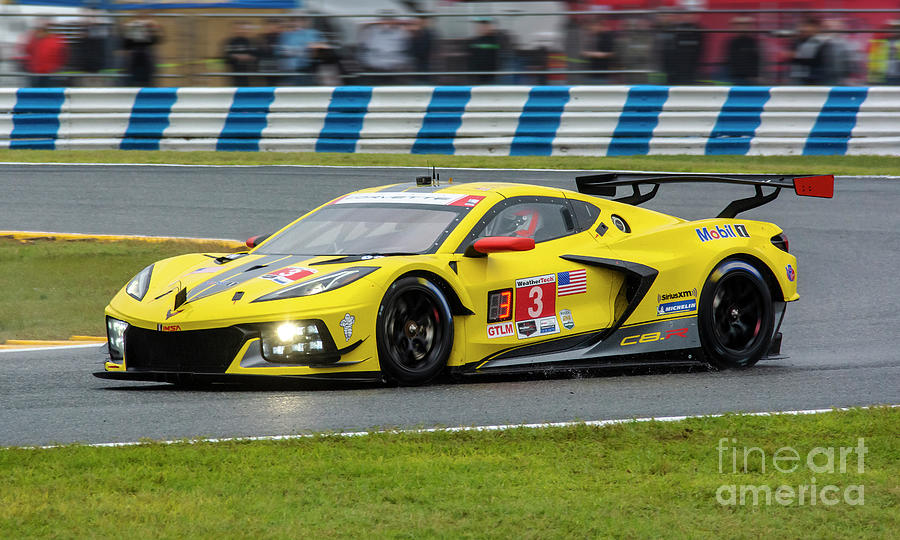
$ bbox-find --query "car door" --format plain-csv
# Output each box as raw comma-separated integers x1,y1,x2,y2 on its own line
453,196,621,362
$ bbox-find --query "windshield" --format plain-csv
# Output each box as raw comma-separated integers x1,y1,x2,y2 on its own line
256,204,466,256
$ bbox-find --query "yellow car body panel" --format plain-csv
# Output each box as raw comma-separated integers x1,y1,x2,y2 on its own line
100,178,804,384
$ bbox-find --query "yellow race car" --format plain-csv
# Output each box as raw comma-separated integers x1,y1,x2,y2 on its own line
96,172,833,386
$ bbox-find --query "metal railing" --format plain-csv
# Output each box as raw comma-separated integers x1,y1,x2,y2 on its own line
1,7,897,87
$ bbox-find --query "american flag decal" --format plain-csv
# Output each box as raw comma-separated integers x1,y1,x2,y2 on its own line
557,269,587,296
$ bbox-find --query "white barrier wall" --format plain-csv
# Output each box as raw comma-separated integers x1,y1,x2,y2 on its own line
0,86,897,156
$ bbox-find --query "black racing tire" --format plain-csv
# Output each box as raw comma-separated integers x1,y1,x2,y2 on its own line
698,259,774,369
376,276,454,385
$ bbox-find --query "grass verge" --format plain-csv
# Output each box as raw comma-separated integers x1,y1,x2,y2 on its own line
1,149,899,176
0,237,239,342
2,407,897,538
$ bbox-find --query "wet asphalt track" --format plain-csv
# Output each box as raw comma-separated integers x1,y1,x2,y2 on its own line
1,164,898,446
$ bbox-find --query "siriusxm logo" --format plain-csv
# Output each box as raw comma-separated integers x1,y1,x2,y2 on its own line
696,224,750,242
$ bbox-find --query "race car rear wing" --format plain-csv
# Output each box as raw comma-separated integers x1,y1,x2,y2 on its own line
574,172,834,218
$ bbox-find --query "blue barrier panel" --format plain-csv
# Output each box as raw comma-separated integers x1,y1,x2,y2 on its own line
10,88,65,149
705,86,770,155
607,86,668,156
412,87,472,155
510,86,570,156
217,87,276,151
803,87,868,156
120,88,178,150
315,87,372,153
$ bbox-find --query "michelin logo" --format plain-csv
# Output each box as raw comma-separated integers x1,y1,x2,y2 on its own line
695,224,750,242
339,313,355,341
657,299,697,317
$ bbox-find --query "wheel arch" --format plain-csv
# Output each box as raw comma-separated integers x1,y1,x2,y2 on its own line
395,270,474,317
716,253,785,303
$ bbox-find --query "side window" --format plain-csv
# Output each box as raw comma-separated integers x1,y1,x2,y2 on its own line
570,199,601,232
480,201,574,243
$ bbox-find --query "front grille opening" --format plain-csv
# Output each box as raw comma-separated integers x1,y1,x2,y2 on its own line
124,326,246,373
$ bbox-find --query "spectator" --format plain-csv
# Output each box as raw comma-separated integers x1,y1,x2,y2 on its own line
790,17,831,85
868,20,900,84
724,16,760,85
23,20,68,87
223,22,259,87
581,15,616,84
822,18,857,85
257,19,284,86
562,1,590,83
309,10,340,45
886,22,900,84
407,16,435,84
666,11,705,85
519,33,555,86
122,17,162,87
467,17,502,85
357,13,411,85
656,10,678,84
310,43,346,86
616,17,655,84
279,15,324,85
77,14,116,87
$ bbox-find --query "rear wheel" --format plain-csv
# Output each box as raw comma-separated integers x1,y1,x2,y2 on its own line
376,277,454,385
698,260,774,369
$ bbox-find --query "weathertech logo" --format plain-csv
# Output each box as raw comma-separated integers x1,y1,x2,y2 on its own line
696,224,750,242
515,274,555,288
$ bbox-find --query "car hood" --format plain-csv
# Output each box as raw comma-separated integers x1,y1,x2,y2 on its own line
107,251,395,329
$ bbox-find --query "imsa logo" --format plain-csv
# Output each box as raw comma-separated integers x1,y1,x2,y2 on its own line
696,224,750,242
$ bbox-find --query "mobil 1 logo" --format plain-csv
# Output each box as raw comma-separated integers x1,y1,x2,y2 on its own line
695,224,750,243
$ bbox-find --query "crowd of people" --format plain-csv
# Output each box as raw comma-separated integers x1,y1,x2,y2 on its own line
7,10,900,88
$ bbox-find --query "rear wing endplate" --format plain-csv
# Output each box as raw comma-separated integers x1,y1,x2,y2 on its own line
574,173,834,218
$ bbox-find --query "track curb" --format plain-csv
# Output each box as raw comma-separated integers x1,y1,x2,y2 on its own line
0,336,107,351
0,230,243,248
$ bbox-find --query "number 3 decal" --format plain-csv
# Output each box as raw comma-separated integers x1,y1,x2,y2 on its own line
527,286,543,318
514,275,556,321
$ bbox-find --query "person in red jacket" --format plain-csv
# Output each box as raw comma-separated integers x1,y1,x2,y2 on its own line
24,20,68,87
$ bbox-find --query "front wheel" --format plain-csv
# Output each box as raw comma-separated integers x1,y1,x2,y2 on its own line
376,277,454,385
698,260,774,369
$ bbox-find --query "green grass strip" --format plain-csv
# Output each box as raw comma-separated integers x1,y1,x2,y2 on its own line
2,407,897,538
2,150,899,176
0,238,238,342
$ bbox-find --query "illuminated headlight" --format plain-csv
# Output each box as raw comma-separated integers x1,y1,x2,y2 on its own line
106,317,128,361
260,321,330,363
125,264,154,301
252,267,377,303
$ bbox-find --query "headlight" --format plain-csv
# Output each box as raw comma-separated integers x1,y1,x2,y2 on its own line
106,317,128,360
252,266,377,303
260,320,336,364
125,264,154,301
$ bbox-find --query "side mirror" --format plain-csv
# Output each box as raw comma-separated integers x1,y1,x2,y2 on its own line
246,233,271,248
464,236,535,257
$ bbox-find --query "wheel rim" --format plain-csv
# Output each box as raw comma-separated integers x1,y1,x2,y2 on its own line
711,274,764,354
384,289,442,371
